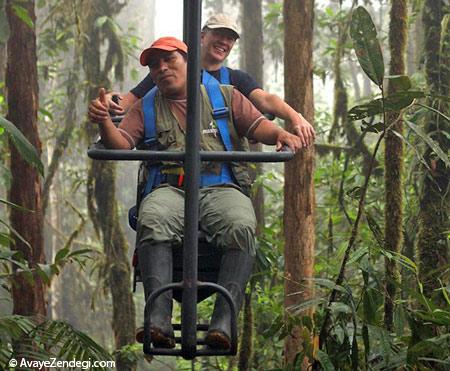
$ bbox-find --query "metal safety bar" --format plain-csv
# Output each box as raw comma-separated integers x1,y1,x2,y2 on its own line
87,147,294,163
182,0,202,359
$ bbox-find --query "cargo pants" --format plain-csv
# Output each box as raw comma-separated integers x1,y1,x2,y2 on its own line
136,185,256,256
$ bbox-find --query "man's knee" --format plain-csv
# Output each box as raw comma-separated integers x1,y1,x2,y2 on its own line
217,221,256,255
137,188,184,244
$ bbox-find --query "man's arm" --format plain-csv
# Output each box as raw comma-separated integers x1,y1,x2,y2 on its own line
251,119,302,152
89,74,155,117
231,88,302,152
88,88,132,149
248,88,315,147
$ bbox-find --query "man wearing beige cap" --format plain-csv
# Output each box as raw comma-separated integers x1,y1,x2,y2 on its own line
90,36,303,350
93,13,315,148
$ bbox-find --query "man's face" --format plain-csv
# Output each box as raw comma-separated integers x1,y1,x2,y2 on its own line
201,28,237,65
148,50,187,99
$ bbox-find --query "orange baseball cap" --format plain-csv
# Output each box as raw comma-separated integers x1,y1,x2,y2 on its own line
140,37,188,66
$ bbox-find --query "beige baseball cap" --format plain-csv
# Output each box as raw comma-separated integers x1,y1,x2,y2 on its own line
203,13,240,39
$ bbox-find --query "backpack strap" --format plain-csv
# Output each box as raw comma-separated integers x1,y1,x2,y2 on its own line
143,86,158,146
219,66,230,84
200,66,230,85
129,87,164,230
202,71,233,151
201,71,234,186
142,86,164,196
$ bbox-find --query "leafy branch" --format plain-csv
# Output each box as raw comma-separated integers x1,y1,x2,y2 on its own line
313,6,450,369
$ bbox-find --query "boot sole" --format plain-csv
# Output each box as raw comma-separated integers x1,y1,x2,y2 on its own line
204,330,231,350
136,327,144,343
150,327,176,348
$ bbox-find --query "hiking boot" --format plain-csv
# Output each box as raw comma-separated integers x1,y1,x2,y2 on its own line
138,241,175,348
205,249,254,350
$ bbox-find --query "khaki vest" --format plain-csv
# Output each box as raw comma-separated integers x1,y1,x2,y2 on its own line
151,85,252,193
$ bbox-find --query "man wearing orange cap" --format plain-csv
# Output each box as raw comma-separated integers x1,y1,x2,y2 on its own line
90,36,302,350
90,13,315,148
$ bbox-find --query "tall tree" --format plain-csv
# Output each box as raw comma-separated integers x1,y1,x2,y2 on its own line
417,0,449,303
0,0,7,88
384,0,407,331
406,2,423,75
238,3,263,369
283,0,315,365
240,0,264,232
6,0,46,317
81,2,136,370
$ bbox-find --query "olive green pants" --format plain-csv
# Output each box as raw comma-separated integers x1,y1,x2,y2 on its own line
136,185,256,256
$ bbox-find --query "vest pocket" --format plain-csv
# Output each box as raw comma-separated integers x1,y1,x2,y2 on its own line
157,128,177,149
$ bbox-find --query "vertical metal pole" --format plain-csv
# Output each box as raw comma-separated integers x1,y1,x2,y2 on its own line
183,0,190,42
182,0,201,359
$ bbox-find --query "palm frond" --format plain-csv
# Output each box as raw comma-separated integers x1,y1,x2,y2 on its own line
32,320,113,366
0,316,112,370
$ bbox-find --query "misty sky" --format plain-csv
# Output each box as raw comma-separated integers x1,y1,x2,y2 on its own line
154,0,183,38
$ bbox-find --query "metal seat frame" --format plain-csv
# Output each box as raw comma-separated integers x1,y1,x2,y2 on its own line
88,0,293,360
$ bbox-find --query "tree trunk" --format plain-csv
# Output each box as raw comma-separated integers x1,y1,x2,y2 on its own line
238,2,263,368
384,0,407,332
6,0,46,318
240,0,264,232
328,22,347,144
0,0,7,88
81,3,136,370
283,0,315,366
0,41,5,90
42,48,80,214
348,59,361,102
417,0,449,305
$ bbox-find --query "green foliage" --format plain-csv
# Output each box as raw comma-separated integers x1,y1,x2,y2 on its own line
348,5,448,171
316,350,336,371
0,242,91,288
0,115,44,176
11,4,34,28
0,198,34,249
0,115,105,367
348,90,423,121
0,243,110,369
0,315,113,370
299,5,450,370
406,120,450,167
350,6,384,86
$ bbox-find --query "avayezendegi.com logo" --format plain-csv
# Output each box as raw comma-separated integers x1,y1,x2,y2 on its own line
8,357,115,370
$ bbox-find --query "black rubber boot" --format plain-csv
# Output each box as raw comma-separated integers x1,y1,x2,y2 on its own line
205,249,255,350
138,241,175,348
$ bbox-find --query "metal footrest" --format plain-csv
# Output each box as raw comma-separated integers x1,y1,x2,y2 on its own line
143,281,238,359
